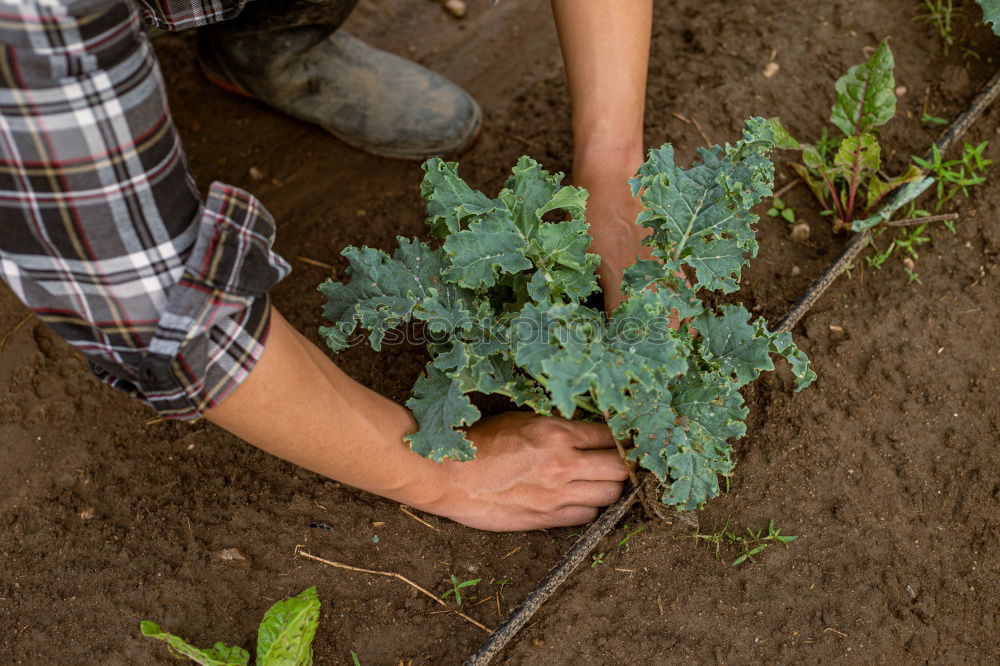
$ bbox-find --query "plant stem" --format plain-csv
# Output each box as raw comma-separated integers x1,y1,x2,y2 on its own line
602,411,640,489
818,169,847,221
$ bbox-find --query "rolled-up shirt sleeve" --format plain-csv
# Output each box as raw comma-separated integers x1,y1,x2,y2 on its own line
0,0,290,419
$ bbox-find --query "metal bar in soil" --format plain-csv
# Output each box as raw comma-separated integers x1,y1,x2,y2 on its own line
465,65,1000,666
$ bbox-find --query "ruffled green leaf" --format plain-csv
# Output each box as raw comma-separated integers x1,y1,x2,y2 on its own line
628,118,775,294
405,365,480,462
525,217,600,303
694,305,773,387
318,238,453,351
764,328,817,391
422,158,499,236
443,210,532,288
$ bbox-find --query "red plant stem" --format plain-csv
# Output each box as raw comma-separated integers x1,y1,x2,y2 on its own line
819,169,846,221
845,145,862,224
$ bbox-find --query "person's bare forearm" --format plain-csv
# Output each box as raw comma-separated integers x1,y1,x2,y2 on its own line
203,307,628,531
552,0,654,310
552,0,651,164
205,308,444,508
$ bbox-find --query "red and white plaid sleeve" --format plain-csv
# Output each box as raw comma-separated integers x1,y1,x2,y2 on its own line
0,0,290,419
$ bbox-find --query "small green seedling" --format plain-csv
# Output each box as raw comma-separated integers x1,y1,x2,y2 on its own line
867,204,936,271
351,651,362,666
590,552,606,568
615,525,647,552
915,0,961,48
141,587,320,666
440,575,480,606
920,113,949,126
912,141,992,211
691,519,798,566
767,196,797,222
732,520,798,565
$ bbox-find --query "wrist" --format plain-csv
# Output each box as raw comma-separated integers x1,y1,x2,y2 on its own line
573,138,644,182
377,426,454,510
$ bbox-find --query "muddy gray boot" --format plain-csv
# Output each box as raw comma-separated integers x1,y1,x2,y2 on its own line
197,27,482,159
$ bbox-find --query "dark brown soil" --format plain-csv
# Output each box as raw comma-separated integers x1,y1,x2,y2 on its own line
2,0,999,664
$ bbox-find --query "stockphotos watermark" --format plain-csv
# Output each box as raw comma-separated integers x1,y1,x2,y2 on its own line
332,311,680,349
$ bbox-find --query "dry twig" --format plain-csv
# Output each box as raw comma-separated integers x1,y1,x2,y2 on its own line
400,505,441,532
0,313,32,353
296,256,336,271
295,547,492,634
772,178,802,199
671,112,713,147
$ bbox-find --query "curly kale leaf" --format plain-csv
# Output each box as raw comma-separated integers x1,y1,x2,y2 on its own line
404,365,480,462
764,327,817,391
422,158,500,237
318,237,471,351
627,118,776,293
608,371,745,511
694,304,774,388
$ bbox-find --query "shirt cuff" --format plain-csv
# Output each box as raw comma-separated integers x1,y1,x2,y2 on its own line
90,182,291,419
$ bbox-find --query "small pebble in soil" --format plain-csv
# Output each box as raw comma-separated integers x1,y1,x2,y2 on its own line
762,62,780,78
211,547,251,569
790,222,810,242
248,166,265,181
895,85,907,96
791,265,801,277
79,507,96,520
443,0,466,18
309,520,334,530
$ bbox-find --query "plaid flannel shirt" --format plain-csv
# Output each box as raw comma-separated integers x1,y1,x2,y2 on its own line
0,0,290,419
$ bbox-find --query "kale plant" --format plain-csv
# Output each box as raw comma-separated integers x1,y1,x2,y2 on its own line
319,118,814,510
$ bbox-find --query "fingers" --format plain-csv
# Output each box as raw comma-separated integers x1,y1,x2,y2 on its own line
562,480,625,508
561,419,617,449
543,505,600,528
573,449,630,482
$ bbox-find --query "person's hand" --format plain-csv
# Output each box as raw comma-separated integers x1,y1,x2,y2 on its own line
575,153,690,330
575,155,653,314
419,411,629,531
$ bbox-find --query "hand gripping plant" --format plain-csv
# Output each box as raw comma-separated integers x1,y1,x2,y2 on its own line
319,117,814,510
